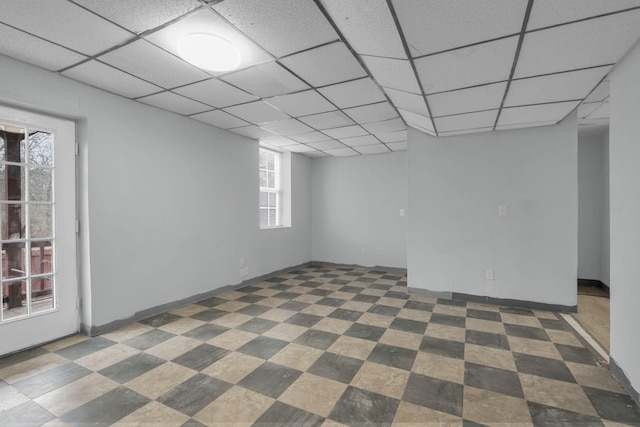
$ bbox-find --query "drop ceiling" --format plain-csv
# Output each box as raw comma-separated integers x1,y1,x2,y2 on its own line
1,0,638,157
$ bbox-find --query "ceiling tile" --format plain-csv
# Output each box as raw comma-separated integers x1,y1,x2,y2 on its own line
62,60,162,98
259,135,299,147
267,90,335,117
362,56,421,93
384,88,428,116
355,144,390,155
506,66,611,107
584,80,610,103
428,82,507,117
304,151,331,158
221,61,309,98
515,10,640,78
325,147,360,157
230,125,276,139
298,111,355,130
362,118,406,135
393,0,527,56
190,110,250,129
528,0,640,30
260,119,313,135
213,0,338,57
223,100,290,124
137,91,210,115
319,0,406,59
578,102,602,119
317,78,386,109
434,110,498,132
144,9,271,75
173,79,258,108
0,23,86,71
280,42,367,87
344,102,398,124
289,131,333,143
281,143,317,153
99,39,210,89
496,121,557,131
386,141,408,151
377,130,407,143
340,135,380,147
498,101,580,126
0,0,132,55
399,109,435,134
322,125,368,139
415,36,518,94
74,0,200,34
307,140,347,150
439,127,493,136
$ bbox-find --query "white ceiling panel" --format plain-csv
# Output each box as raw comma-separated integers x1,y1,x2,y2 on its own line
386,141,408,151
174,79,257,108
280,42,367,87
340,135,380,147
355,144,390,155
428,82,507,117
304,151,331,158
585,80,610,103
528,0,640,30
298,111,355,130
393,0,527,56
362,118,406,135
506,66,610,107
399,109,435,134
99,39,210,89
0,24,86,71
415,36,518,94
439,127,494,136
260,119,313,135
515,10,640,78
324,147,360,157
318,78,386,109
267,90,335,117
319,0,406,59
74,0,201,34
138,91,210,115
144,9,271,75
190,110,250,129
223,100,290,124
362,56,421,94
384,88,428,116
221,62,309,98
496,121,557,131
578,102,602,119
344,102,398,124
322,125,368,139
62,60,161,98
282,143,318,153
434,110,498,132
498,101,580,126
377,130,407,143
307,140,348,150
230,125,276,139
259,135,299,147
289,131,333,143
213,0,337,57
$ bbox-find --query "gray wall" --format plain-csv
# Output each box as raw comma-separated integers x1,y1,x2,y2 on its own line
0,54,312,330
610,38,640,398
601,131,610,286
311,151,407,268
407,116,578,307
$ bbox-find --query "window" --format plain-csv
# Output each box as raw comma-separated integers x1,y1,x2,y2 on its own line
259,148,281,228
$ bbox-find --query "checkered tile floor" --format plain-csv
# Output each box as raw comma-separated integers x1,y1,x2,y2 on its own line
1,265,639,426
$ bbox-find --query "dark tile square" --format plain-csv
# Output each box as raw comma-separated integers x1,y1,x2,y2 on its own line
370,284,393,291
344,272,364,277
293,275,315,281
269,283,292,291
328,386,399,427
403,373,463,417
0,400,55,426
236,304,271,316
317,297,346,307
159,374,231,416
182,324,230,341
55,336,115,360
370,270,388,275
237,318,279,334
273,291,299,300
328,308,363,322
238,361,302,398
253,401,324,427
321,273,340,278
500,307,534,316
197,296,227,307
14,362,91,398
513,353,576,383
464,362,524,398
236,336,289,360
465,330,510,351
355,277,376,283
390,318,427,335
266,277,287,283
191,308,228,322
404,300,435,312
555,344,598,366
295,329,340,350
60,386,149,425
527,401,604,427
466,309,502,322
352,294,380,304
437,298,467,307
504,324,550,341
384,290,409,300
430,313,466,328
278,301,310,312
340,285,362,294
0,347,48,369
538,318,568,331
344,323,386,342
139,312,182,327
182,419,209,427
99,353,165,383
330,279,350,285
172,344,229,371
308,288,332,297
123,329,176,351
285,313,323,328
420,336,465,360
308,352,363,384
300,281,322,288
368,304,400,317
367,343,417,371
237,294,266,304
583,386,640,425
238,285,262,293
382,274,402,280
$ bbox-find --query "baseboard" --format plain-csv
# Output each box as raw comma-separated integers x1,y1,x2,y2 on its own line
84,261,312,336
407,287,452,299
310,261,407,275
578,278,609,289
610,356,640,408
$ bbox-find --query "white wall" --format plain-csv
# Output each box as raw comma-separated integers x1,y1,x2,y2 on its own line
407,116,578,307
311,151,407,268
609,39,640,398
0,54,311,329
601,131,610,286
577,127,605,281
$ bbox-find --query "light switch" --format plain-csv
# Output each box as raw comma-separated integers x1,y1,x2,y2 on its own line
498,205,507,217
399,209,405,217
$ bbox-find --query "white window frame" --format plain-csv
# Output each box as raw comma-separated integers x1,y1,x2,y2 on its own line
259,148,282,228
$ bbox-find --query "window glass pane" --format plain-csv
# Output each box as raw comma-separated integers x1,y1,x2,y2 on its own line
267,153,275,170
1,204,25,240
268,192,276,207
260,209,268,228
259,151,267,169
30,203,53,239
31,275,53,314
28,130,53,166
29,167,53,202
0,164,25,202
2,241,27,279
0,126,26,163
259,170,267,187
269,209,276,226
267,171,275,188
31,241,52,275
2,280,27,320
260,191,268,208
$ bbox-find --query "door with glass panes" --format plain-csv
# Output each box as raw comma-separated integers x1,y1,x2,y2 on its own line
0,106,77,356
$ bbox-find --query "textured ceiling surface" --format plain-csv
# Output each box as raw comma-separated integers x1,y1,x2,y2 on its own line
1,0,638,157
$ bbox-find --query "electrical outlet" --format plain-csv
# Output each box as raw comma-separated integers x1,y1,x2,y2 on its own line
240,258,245,268
361,248,366,255
498,205,507,217
399,209,405,217
240,266,249,277
486,270,494,280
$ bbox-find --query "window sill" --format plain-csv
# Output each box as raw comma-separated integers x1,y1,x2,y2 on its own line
260,225,291,230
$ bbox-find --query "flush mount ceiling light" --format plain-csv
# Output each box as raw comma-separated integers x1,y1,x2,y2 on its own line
177,33,241,72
